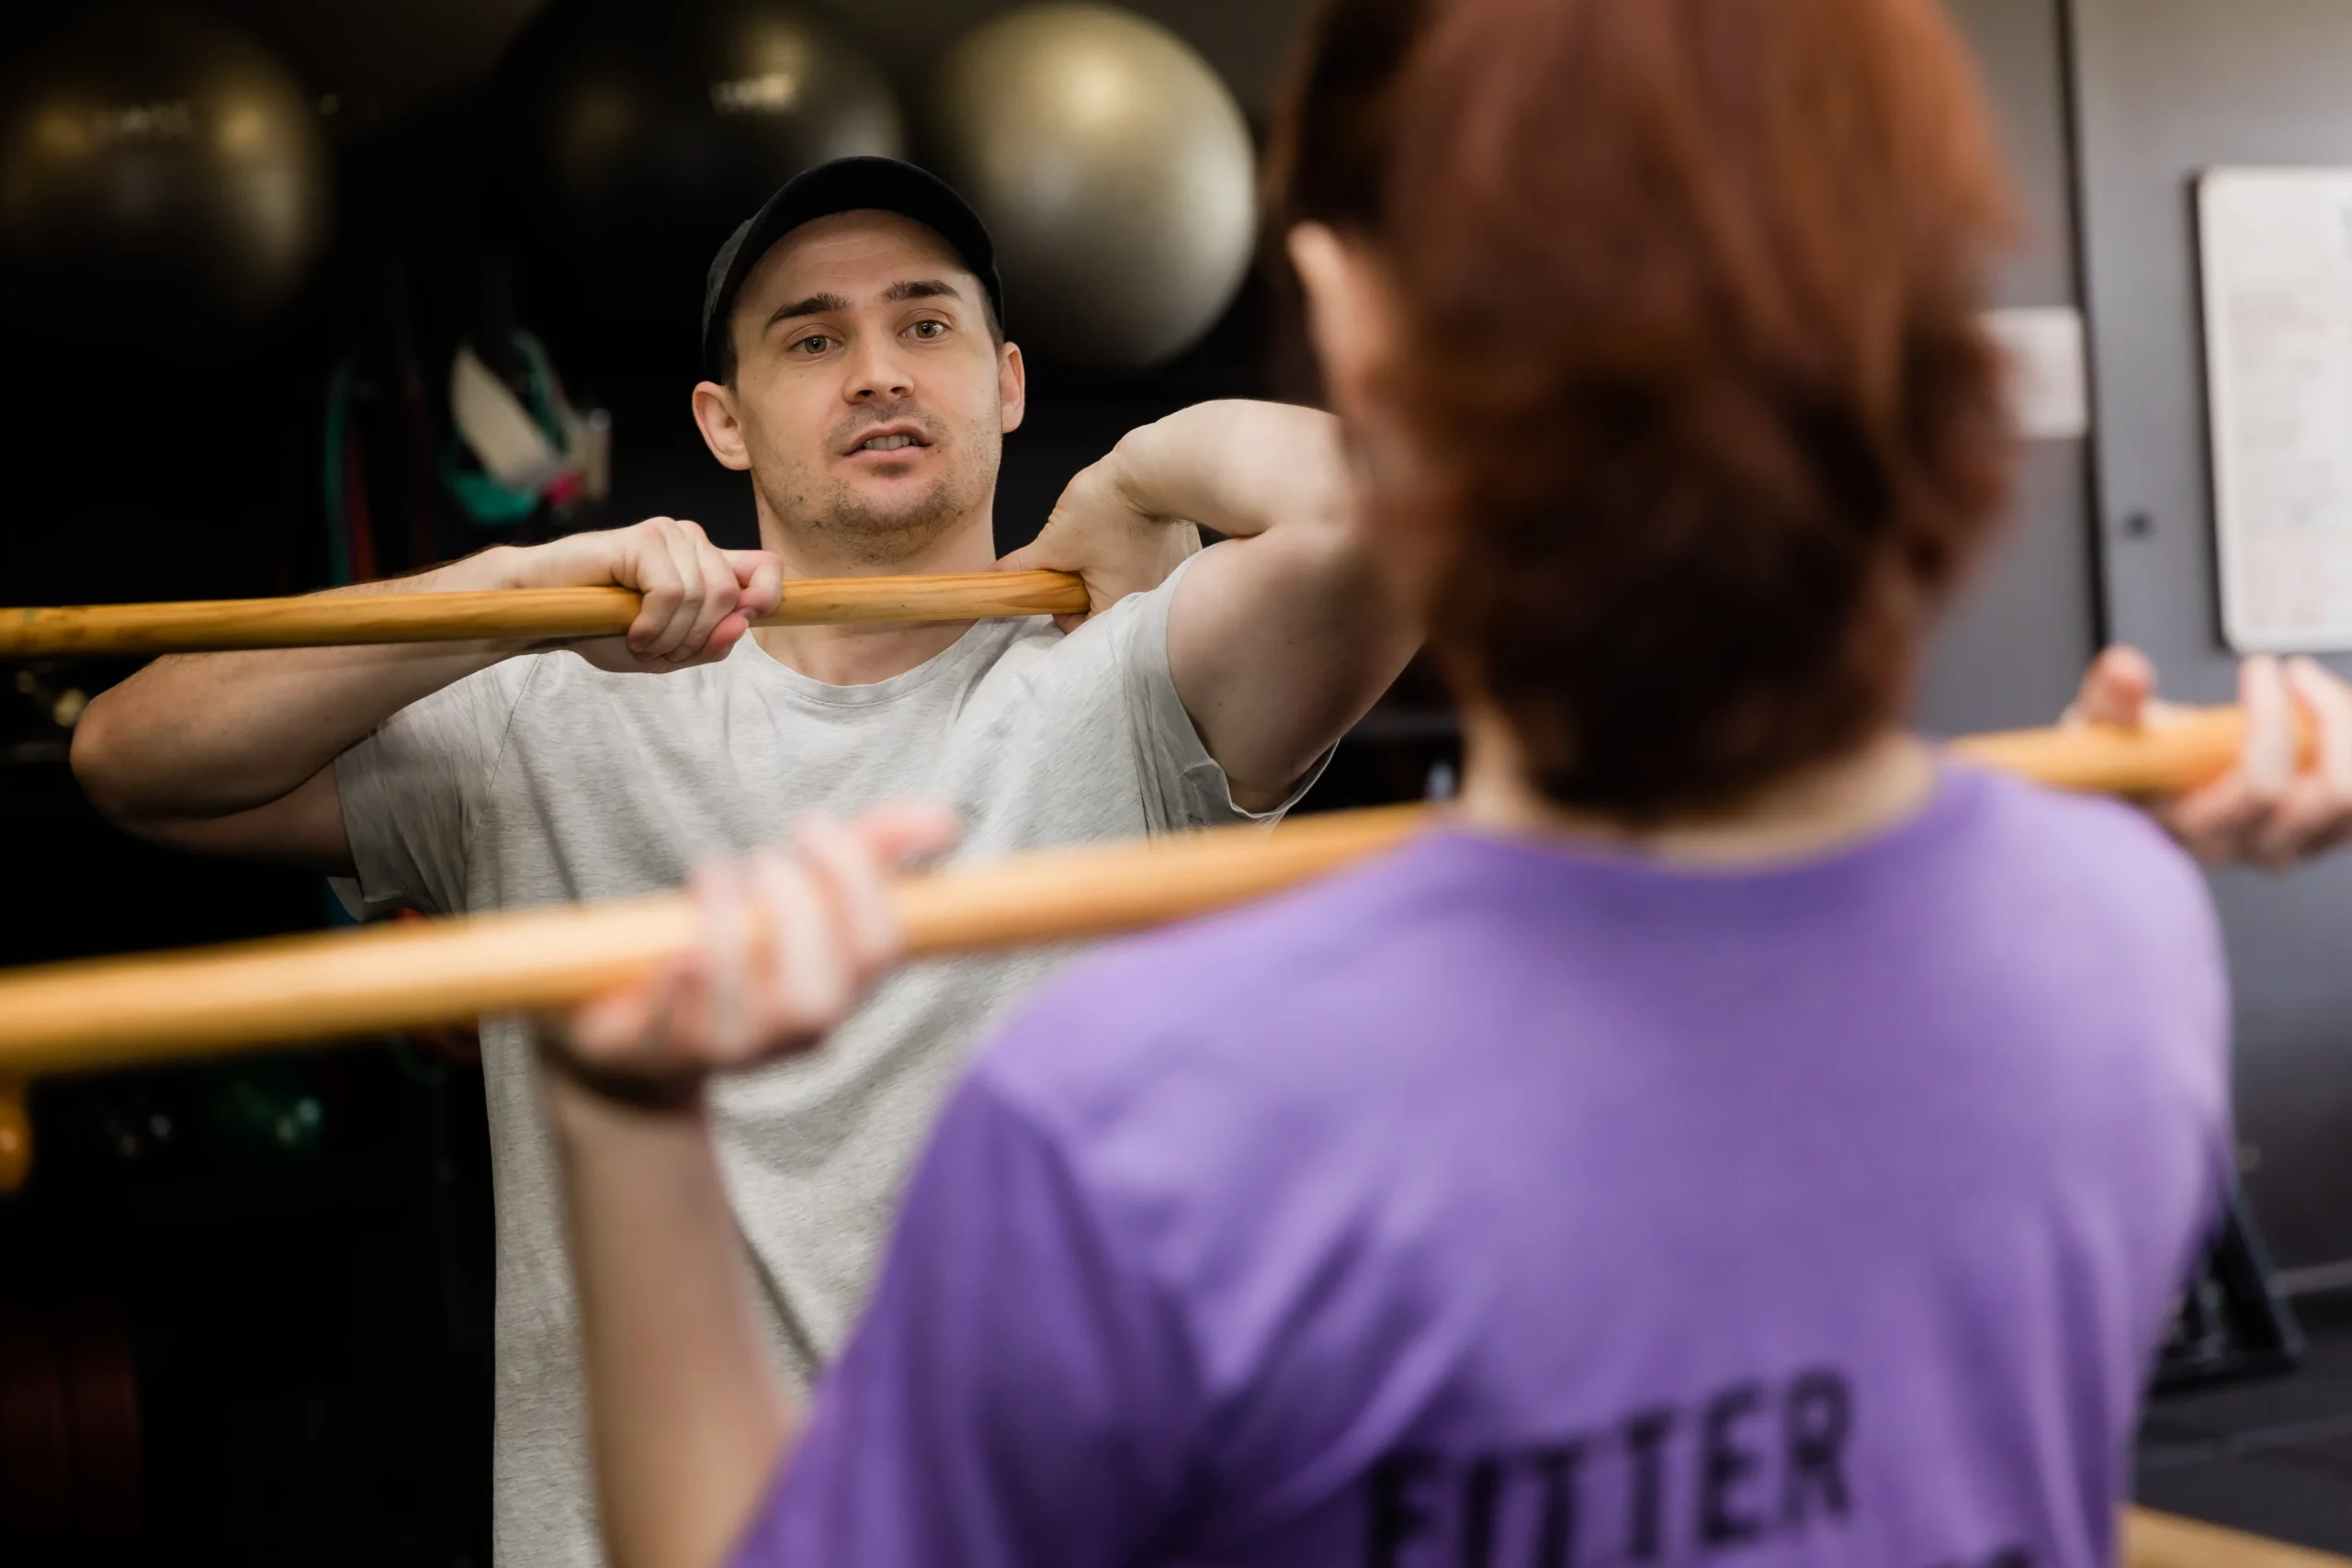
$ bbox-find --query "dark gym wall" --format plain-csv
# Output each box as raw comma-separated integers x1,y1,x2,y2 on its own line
1917,0,2100,738
2068,0,2352,1281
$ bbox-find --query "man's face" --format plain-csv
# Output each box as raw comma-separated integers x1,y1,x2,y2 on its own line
697,209,1023,565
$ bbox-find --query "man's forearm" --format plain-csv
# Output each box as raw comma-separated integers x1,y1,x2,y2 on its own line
73,547,536,823
1110,400,1350,541
548,1078,793,1568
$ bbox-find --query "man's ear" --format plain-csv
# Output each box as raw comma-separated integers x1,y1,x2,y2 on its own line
997,340,1026,437
1286,222,1398,428
691,379,752,472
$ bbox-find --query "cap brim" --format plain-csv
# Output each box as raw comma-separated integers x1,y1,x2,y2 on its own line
701,157,1002,379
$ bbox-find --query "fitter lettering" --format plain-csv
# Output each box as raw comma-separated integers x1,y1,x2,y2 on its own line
1364,1369,1860,1566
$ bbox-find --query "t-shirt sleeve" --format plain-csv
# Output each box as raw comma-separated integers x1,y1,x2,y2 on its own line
330,659,537,918
726,1073,1201,1568
1102,552,1332,829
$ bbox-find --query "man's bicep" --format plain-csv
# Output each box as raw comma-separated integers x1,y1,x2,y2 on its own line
139,766,356,875
1167,530,1415,809
735,1077,1199,1568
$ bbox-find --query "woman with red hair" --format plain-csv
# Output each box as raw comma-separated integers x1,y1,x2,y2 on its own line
541,3,2233,1565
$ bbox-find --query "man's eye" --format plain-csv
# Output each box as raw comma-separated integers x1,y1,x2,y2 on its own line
793,335,833,355
910,321,945,339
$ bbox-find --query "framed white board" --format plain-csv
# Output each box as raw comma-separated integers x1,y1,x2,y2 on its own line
2199,166,2352,651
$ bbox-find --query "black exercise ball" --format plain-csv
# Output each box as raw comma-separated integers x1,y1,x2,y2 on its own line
496,0,903,321
0,5,332,338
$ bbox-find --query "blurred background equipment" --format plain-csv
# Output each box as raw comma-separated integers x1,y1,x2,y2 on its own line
493,0,904,329
0,4,332,338
922,2,1256,371
0,1296,141,1568
443,333,611,528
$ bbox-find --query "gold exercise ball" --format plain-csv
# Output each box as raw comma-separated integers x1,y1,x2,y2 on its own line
923,3,1256,371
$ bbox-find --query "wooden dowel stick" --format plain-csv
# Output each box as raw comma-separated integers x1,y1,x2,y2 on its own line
2124,1506,2352,1568
0,707,2272,1082
0,806,1426,1078
0,570,1091,657
1947,705,2258,795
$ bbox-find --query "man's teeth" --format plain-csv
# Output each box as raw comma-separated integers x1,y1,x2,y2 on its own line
859,434,919,451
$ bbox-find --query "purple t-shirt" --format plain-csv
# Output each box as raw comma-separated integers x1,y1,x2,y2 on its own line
730,765,2231,1568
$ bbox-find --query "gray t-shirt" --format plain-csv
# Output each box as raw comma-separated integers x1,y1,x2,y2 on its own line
334,563,1299,1568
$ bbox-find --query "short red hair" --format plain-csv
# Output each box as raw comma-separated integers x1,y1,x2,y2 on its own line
1273,0,2017,818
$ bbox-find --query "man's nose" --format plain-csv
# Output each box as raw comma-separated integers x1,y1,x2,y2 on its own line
844,336,913,402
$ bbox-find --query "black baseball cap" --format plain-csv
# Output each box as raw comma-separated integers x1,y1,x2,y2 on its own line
700,156,1006,380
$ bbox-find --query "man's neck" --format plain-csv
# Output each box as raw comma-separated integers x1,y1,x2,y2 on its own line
1454,708,1937,868
748,508,1000,688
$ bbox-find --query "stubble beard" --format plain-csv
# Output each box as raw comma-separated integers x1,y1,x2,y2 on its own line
761,406,1001,568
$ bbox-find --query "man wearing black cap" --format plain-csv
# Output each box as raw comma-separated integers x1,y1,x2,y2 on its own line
73,157,1415,1567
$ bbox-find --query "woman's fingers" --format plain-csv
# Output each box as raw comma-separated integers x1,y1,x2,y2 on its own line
2069,644,2157,728
2290,656,2352,825
730,804,960,1052
2237,654,2297,806
687,860,755,1060
570,971,665,1061
2245,658,2352,866
793,814,904,985
852,802,966,866
747,843,849,1049
2249,775,2345,870
2158,775,2258,864
556,804,965,1080
2156,658,2286,864
568,956,691,1072
2146,654,2352,868
2071,648,2352,870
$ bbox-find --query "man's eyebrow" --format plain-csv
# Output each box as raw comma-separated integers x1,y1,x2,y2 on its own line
883,278,963,305
765,291,852,328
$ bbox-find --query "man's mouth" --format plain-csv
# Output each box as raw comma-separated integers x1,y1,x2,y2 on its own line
846,424,932,456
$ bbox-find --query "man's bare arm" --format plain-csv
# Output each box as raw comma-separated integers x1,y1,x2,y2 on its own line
72,520,783,871
1005,400,1419,812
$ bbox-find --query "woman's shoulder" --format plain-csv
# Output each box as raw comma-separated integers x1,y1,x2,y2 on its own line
969,832,1456,1118
1948,765,2225,1025
1959,762,2210,908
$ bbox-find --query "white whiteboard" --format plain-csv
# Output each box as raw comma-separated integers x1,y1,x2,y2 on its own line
2199,166,2352,651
